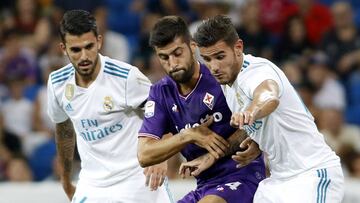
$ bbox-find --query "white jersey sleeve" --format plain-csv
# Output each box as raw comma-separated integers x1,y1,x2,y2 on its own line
125,67,151,108
240,62,284,99
47,75,68,123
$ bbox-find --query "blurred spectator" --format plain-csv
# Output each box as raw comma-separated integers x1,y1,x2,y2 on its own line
320,1,360,81
0,29,37,87
145,53,166,83
318,108,360,154
34,38,66,136
307,52,346,111
5,156,33,182
1,78,33,137
296,80,319,120
275,15,313,62
147,0,195,21
0,130,22,181
282,0,332,45
54,0,104,13
259,0,291,36
95,8,130,62
188,1,229,34
133,12,161,74
342,147,360,178
345,69,360,125
3,0,53,52
28,138,56,181
281,60,304,87
105,0,145,57
1,76,49,157
236,0,273,59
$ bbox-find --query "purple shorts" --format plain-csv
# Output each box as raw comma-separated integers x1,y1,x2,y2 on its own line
178,178,258,203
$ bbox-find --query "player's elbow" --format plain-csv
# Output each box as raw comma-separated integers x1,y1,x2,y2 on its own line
137,145,155,167
261,97,280,117
137,151,152,168
268,97,280,110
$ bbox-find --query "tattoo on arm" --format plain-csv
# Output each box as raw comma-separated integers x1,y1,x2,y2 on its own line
224,129,248,157
55,119,76,181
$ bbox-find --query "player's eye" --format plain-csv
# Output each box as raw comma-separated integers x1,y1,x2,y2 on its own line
159,54,169,60
85,43,94,50
202,56,211,62
70,47,81,53
174,50,182,57
216,55,225,60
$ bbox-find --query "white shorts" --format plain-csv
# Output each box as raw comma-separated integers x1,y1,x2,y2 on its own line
254,166,344,203
71,172,174,203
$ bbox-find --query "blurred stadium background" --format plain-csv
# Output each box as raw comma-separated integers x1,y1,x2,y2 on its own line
0,0,360,202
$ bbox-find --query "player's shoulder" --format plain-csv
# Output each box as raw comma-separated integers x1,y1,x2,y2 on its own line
102,55,138,80
48,63,75,87
242,54,278,72
150,76,174,93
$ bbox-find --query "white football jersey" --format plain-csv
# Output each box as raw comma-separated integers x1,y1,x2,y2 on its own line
47,54,151,186
222,54,340,179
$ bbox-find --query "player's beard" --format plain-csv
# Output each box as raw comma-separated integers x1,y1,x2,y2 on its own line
169,55,195,84
73,55,99,78
219,52,241,85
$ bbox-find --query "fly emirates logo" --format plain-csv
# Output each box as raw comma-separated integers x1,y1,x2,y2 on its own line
175,112,223,132
79,119,123,141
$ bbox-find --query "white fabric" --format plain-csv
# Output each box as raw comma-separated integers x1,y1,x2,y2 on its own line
222,54,341,179
2,98,33,136
102,31,130,63
254,166,344,203
47,55,154,188
313,78,346,110
38,86,55,131
71,170,174,203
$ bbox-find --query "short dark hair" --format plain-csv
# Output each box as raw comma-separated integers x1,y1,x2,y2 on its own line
194,15,239,47
149,15,191,48
59,10,98,42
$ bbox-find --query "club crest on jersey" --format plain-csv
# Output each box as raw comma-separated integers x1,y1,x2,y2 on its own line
103,96,114,112
144,101,155,118
203,92,214,110
65,84,74,101
236,92,244,108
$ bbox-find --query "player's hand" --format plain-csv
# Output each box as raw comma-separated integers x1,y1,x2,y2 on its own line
143,161,167,191
179,153,216,178
232,137,261,168
230,111,257,129
61,180,76,201
186,116,229,159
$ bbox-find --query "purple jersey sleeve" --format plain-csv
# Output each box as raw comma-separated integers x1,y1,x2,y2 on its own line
138,85,170,139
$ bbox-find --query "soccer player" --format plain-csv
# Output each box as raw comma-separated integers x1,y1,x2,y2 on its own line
137,16,265,203
47,10,172,203
192,15,344,203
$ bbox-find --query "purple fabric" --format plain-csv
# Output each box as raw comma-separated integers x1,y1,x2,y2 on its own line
178,175,259,203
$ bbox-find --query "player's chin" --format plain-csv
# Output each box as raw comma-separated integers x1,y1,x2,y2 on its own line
215,77,229,85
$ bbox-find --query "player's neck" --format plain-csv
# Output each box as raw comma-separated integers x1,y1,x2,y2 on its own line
76,61,101,88
228,58,242,87
178,62,200,96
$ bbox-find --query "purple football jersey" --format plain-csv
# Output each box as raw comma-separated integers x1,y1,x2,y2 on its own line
139,64,265,187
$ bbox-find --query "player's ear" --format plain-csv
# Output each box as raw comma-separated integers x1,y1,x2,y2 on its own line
59,42,67,56
234,39,243,57
97,34,103,50
190,40,197,54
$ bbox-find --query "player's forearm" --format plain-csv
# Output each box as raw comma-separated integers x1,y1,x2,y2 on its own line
222,129,248,157
247,96,279,120
138,132,191,167
55,119,76,183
